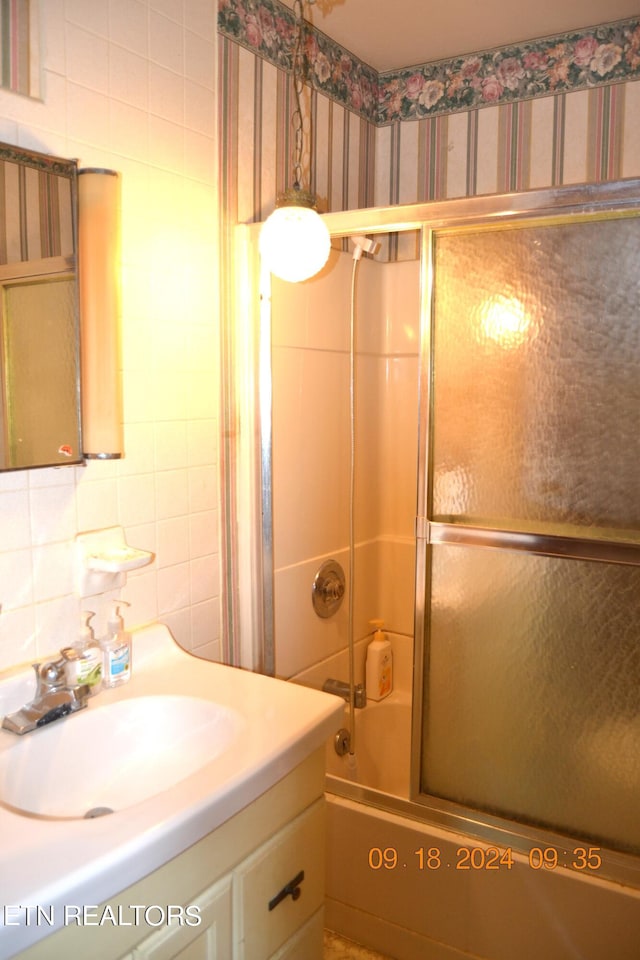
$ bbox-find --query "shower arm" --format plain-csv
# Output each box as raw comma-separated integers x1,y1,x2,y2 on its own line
350,235,381,260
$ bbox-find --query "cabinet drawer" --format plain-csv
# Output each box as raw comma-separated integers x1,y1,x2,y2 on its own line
234,799,325,960
131,875,232,960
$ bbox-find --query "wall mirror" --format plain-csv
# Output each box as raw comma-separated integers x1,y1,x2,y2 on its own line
0,141,81,470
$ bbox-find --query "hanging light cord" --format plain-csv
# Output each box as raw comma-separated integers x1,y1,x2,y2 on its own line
259,0,329,282
291,0,318,193
291,0,305,190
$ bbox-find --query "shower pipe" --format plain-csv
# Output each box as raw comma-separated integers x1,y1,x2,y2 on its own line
346,235,382,756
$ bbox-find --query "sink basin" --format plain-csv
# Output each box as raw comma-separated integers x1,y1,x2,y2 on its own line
0,695,242,819
0,623,345,960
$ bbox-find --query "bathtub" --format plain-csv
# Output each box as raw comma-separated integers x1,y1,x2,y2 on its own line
325,691,411,797
324,692,640,960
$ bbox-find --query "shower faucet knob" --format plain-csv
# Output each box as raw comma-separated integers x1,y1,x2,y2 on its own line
311,559,346,618
323,578,344,602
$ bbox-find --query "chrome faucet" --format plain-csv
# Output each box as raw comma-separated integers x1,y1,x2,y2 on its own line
2,656,91,735
322,678,367,708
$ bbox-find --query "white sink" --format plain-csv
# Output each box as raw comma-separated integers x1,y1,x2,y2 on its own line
0,623,344,959
0,695,242,819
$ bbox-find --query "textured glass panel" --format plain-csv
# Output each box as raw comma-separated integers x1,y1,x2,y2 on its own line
422,543,640,854
4,277,79,467
431,216,640,542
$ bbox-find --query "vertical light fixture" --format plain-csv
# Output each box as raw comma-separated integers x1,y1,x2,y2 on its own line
78,168,123,459
259,0,330,283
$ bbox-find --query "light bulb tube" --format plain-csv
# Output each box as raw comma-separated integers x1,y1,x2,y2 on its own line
78,168,123,459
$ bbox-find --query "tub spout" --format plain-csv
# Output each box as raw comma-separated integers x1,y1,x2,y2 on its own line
322,678,366,708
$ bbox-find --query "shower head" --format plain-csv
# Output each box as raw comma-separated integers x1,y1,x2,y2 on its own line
350,235,381,261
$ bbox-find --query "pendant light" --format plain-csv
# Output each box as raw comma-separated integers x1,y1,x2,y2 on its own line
259,0,330,283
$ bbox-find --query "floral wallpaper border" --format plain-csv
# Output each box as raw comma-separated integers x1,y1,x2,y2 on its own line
218,1,640,125
381,18,640,124
218,0,379,121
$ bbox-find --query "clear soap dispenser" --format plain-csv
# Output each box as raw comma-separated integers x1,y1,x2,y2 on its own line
63,611,103,693
101,600,132,688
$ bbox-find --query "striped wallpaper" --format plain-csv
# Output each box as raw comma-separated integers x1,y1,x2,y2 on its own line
0,151,75,266
0,0,31,97
219,36,378,225
218,16,640,236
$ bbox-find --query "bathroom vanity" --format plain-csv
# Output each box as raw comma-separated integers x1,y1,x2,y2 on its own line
0,625,343,960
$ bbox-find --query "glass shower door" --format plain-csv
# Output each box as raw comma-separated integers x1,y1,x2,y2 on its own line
419,212,640,859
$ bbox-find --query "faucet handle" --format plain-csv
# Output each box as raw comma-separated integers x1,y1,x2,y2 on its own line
33,658,66,695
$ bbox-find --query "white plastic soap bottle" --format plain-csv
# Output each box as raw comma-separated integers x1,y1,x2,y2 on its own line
101,601,132,688
366,619,393,701
64,611,103,692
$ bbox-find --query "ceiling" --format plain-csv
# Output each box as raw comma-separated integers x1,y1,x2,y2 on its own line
279,0,640,72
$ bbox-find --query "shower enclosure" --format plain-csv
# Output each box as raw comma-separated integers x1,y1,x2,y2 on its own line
234,177,640,957
418,208,640,864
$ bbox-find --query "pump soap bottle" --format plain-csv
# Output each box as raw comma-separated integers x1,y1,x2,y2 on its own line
366,619,393,701
101,601,132,688
63,611,103,693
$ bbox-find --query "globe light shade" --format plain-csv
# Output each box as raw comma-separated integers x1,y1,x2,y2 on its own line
259,190,331,284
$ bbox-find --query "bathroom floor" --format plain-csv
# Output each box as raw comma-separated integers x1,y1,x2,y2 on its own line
324,929,395,959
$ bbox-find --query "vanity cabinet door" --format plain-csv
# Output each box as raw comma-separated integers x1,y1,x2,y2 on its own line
130,876,232,960
234,798,325,960
268,908,324,959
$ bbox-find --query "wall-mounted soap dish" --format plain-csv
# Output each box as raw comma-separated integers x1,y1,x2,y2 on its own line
75,526,154,597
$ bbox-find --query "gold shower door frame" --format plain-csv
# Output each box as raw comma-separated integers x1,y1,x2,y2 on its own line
253,178,640,890
416,203,640,892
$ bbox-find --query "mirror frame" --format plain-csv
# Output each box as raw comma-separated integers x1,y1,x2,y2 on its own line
0,140,82,471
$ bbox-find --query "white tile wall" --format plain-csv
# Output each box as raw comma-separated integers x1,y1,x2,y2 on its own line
0,1,221,671
272,253,420,679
